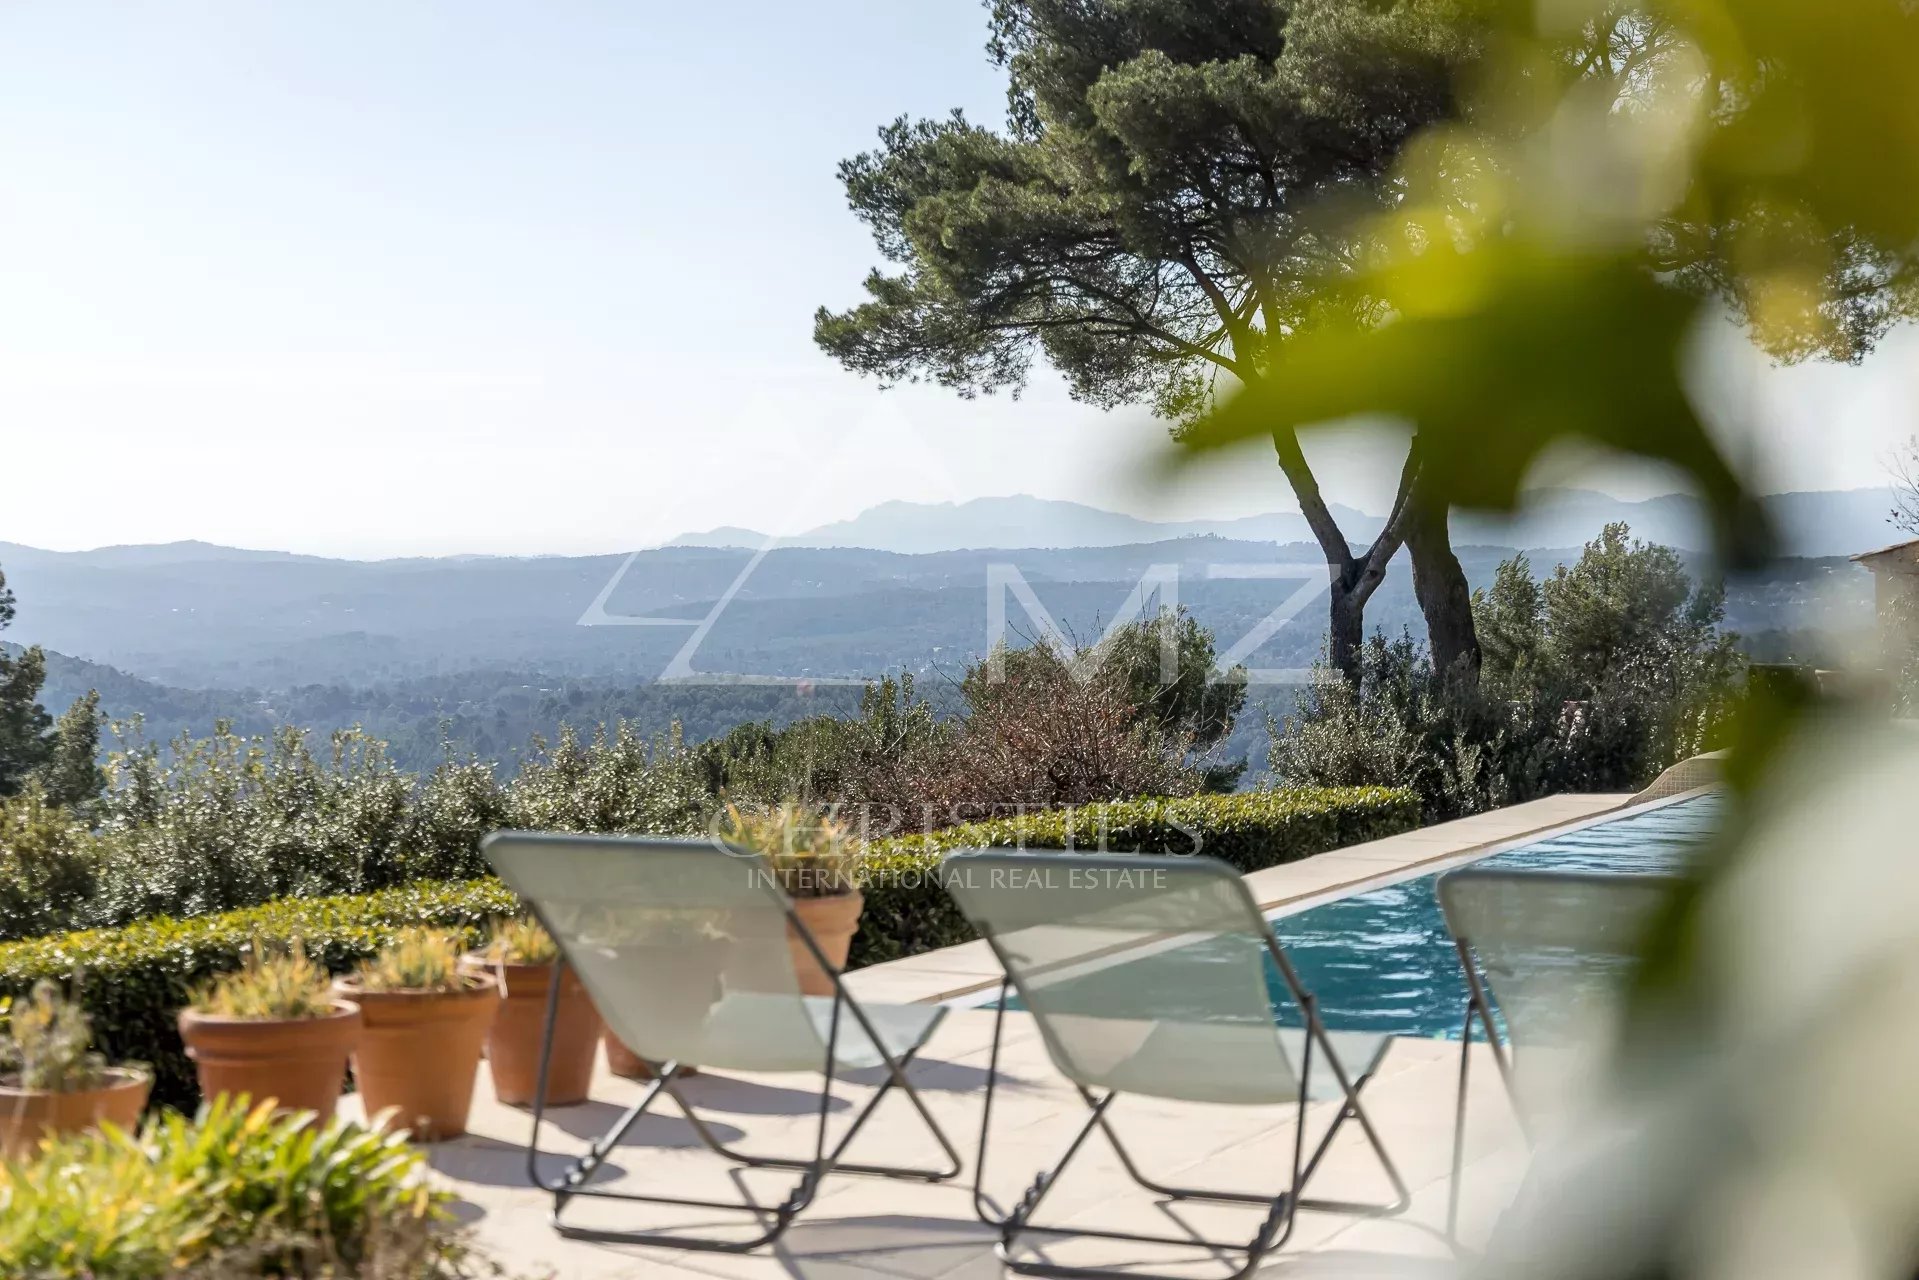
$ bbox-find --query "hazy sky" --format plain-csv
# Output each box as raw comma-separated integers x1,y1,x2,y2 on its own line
3,2,1915,558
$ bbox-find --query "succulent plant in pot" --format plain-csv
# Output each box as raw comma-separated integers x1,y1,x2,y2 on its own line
331,928,498,1141
178,939,360,1119
719,800,864,997
0,980,152,1156
461,917,601,1108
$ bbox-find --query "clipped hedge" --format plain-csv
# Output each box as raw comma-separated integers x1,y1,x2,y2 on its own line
0,786,1414,1110
0,879,517,1110
849,786,1418,966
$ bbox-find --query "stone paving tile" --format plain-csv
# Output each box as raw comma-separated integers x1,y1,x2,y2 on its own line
407,789,1651,1277
425,1027,1523,1278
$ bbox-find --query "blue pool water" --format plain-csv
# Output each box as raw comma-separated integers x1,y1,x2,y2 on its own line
1005,792,1725,1039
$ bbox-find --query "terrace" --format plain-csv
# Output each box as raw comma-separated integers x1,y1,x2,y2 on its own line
381,791,1643,1279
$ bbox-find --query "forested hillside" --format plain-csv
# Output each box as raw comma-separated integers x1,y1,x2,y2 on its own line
1,530,1872,780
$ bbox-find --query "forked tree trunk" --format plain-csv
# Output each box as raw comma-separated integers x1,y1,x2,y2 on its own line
1406,492,1481,686
1265,426,1406,689
1328,575,1366,686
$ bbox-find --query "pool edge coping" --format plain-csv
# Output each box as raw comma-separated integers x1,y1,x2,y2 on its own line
1251,784,1718,921
837,788,1712,1010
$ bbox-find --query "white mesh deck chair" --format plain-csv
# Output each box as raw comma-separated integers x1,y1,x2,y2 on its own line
943,849,1409,1280
1437,868,1678,1240
481,831,962,1254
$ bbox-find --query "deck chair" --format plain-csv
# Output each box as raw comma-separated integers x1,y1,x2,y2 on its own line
943,849,1409,1280
1437,868,1678,1241
480,831,963,1253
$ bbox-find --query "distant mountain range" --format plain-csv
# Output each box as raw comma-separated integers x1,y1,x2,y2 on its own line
664,488,1899,560
0,497,1883,777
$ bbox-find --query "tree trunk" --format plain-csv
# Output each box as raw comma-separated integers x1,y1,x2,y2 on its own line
1406,494,1481,686
1327,569,1367,686
1264,427,1394,689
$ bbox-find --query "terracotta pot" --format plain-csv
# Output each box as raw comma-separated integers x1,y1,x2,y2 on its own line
0,1066,152,1156
602,1029,696,1080
177,1001,360,1118
332,974,499,1141
787,889,864,997
461,956,601,1107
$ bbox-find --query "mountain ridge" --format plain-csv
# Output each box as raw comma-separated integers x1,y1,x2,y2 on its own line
655,487,1898,560
4,486,1896,568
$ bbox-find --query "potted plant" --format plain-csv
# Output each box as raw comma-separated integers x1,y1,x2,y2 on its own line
178,941,360,1118
602,1030,696,1081
332,928,498,1141
462,918,601,1108
0,980,151,1156
720,801,864,997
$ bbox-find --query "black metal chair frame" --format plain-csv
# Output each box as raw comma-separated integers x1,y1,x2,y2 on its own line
516,897,965,1254
968,919,1411,1280
1440,868,1680,1243
1445,929,1525,1244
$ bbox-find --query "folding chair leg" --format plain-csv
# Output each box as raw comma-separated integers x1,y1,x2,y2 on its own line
975,1009,1409,1280
666,1044,962,1183
979,1032,1308,1280
988,1084,1306,1280
1448,961,1528,1250
1449,1002,1474,1243
1094,1048,1405,1219
1294,1019,1411,1218
520,966,959,1254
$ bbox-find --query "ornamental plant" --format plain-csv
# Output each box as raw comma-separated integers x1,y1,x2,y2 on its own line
352,928,465,993
0,1094,491,1277
480,917,558,966
189,939,335,1020
719,800,859,898
0,980,106,1093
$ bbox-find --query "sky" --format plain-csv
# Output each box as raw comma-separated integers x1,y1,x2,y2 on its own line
2,1,1915,559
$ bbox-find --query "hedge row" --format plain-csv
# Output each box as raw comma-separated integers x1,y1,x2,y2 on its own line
1,786,1416,1110
849,786,1419,966
0,879,518,1110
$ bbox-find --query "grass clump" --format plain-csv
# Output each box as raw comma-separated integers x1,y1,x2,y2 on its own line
480,917,557,966
719,800,859,898
1,980,108,1093
190,941,336,1020
351,928,467,994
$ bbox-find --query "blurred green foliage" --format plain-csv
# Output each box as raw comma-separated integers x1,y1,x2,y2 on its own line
1179,0,1919,567
1145,1,1919,1273
0,1095,473,1278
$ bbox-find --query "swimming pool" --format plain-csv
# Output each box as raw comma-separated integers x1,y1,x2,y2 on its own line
998,791,1724,1040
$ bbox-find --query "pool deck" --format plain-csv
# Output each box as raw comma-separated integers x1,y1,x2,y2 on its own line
380,792,1630,1279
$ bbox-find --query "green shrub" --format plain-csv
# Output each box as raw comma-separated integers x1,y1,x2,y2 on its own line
92,725,420,929
0,786,101,940
1273,528,1744,822
0,879,516,1110
31,720,705,947
0,787,1412,1107
848,786,1418,966
1,979,110,1092
0,1094,482,1278
16,621,1260,945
